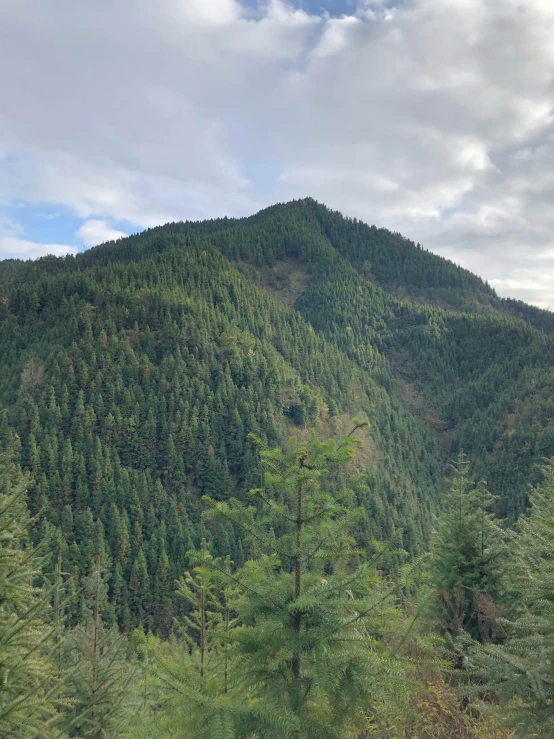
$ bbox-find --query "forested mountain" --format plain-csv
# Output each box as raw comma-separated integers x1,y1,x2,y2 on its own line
1,197,553,635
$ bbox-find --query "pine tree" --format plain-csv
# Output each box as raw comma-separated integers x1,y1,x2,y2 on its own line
0,443,61,738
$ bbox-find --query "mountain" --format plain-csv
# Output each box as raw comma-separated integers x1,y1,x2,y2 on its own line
1,197,553,632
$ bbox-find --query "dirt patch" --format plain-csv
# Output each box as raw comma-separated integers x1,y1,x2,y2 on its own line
401,381,454,454
244,259,310,307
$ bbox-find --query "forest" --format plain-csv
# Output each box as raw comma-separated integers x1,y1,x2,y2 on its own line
2,198,554,737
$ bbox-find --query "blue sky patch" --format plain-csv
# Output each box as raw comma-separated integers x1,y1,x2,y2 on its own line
0,202,135,251
243,0,359,17
2,202,82,247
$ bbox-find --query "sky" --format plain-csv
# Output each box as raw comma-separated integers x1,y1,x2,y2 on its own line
1,0,553,308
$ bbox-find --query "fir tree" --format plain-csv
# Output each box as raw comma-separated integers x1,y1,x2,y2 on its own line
469,459,554,735
430,450,506,643
0,444,61,738
174,539,224,687
143,543,244,738
204,424,414,738
61,562,134,738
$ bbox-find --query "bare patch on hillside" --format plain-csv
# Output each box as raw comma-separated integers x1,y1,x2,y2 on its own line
401,381,454,454
329,414,381,472
296,413,381,474
278,410,379,468
243,259,310,306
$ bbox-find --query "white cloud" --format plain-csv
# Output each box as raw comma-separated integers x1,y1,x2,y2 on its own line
0,236,77,260
180,0,241,26
490,271,554,311
311,15,359,58
76,219,127,247
0,0,554,305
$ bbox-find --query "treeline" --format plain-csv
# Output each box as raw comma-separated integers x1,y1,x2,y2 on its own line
4,428,554,737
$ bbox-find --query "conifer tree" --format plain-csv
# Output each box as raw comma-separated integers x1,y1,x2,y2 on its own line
468,459,554,734
174,539,223,686
61,562,134,738
0,444,61,738
204,424,413,738
143,543,244,738
430,450,505,643
51,549,67,682
129,548,149,627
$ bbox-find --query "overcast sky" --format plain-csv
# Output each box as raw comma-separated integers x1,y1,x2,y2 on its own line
1,0,553,308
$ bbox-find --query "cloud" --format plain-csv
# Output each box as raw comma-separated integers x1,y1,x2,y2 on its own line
0,0,553,305
0,213,76,259
490,269,554,311
76,219,127,247
0,236,77,260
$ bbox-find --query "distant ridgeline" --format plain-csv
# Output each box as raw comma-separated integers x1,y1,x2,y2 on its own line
1,197,553,631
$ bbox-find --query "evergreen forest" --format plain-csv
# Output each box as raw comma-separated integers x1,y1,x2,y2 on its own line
2,198,554,737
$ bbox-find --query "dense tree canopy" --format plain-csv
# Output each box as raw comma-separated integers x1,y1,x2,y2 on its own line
1,198,553,736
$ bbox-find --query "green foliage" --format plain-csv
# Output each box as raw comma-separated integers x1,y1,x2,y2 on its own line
468,460,554,735
0,444,61,738
3,196,554,735
0,199,464,628
203,426,415,737
133,542,288,739
173,540,234,690
60,564,135,738
430,450,506,642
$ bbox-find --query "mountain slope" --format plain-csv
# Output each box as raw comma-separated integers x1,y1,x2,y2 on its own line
0,198,553,631
0,219,440,631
